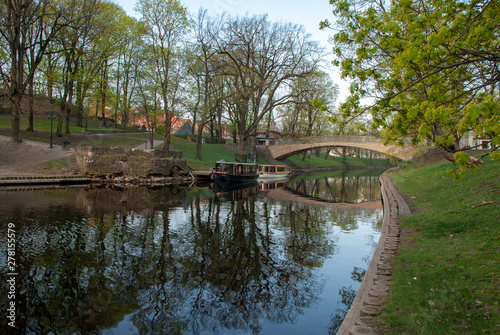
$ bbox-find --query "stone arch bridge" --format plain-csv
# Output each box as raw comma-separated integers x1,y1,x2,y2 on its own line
265,136,420,162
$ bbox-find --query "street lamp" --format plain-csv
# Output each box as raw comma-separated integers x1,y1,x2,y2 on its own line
149,123,155,149
85,108,88,131
47,112,56,148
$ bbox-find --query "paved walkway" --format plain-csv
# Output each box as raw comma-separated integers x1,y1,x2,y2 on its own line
133,139,164,150
336,170,410,335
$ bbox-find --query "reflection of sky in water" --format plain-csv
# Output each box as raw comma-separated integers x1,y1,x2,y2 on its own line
107,201,382,335
0,173,383,335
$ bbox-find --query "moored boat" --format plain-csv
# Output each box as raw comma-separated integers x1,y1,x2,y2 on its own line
212,161,259,187
257,164,290,180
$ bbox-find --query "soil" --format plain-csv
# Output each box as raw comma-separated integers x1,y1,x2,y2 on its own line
0,135,78,177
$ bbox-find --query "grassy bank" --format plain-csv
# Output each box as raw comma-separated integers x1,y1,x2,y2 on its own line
379,158,499,334
287,152,391,168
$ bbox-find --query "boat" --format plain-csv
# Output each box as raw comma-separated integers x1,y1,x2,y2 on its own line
257,164,290,180
211,161,259,187
258,180,287,191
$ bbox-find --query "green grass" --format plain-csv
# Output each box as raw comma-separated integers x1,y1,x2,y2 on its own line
378,158,500,335
287,152,392,167
0,114,105,132
0,128,144,148
169,140,266,170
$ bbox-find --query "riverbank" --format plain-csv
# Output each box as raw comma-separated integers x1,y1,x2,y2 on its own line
336,169,410,335
376,158,499,334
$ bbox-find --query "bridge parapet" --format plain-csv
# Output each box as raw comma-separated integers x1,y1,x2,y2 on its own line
268,135,422,161
275,135,381,145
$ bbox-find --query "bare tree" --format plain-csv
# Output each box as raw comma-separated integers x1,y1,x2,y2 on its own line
189,9,225,160
216,14,323,161
0,0,66,142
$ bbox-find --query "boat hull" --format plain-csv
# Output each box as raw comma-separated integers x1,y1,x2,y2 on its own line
258,172,290,180
213,172,259,186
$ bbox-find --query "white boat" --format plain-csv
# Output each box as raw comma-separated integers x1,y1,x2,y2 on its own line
257,164,290,180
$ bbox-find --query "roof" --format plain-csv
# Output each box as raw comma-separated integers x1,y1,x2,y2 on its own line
174,122,197,135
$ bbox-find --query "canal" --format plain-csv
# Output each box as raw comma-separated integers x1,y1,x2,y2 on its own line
0,170,383,335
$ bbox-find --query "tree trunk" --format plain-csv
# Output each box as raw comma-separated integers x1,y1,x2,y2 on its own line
236,100,249,162
10,93,22,143
27,81,34,132
65,80,74,134
195,122,205,160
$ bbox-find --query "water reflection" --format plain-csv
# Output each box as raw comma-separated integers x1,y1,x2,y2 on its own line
0,171,383,334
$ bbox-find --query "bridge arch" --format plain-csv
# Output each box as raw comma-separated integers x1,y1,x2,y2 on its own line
266,136,419,161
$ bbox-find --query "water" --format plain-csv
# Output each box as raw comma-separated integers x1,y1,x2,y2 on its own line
0,170,383,335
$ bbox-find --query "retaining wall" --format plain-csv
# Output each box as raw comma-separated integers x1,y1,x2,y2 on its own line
76,147,188,178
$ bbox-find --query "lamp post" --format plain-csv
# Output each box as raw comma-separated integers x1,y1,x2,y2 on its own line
149,123,155,149
47,112,56,148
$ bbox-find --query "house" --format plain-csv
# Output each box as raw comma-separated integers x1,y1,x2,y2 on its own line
174,121,197,135
460,132,493,150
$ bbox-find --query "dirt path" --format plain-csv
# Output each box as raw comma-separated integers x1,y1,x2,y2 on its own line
0,135,77,177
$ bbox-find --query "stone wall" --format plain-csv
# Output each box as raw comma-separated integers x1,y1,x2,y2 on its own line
76,147,188,177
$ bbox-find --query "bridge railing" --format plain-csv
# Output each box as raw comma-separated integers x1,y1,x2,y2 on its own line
275,135,381,145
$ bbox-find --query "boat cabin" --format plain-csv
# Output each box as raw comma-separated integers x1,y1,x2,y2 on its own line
258,165,288,174
214,161,258,176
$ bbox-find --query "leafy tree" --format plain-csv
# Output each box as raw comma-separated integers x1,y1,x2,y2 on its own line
111,16,144,129
322,0,500,175
280,70,339,141
135,0,191,150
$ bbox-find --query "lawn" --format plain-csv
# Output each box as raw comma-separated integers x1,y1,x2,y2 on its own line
287,152,393,167
378,157,500,334
169,139,266,170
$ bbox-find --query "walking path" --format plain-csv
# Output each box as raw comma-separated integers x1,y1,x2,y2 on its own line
0,135,75,177
336,170,410,335
133,139,164,150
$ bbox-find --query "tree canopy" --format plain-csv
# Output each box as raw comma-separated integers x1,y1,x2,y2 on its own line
0,0,338,162
322,0,499,175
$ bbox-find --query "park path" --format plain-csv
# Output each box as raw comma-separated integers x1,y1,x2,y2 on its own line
133,139,164,150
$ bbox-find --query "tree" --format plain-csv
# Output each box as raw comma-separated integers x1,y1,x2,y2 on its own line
54,0,102,136
322,0,500,174
111,16,144,129
188,9,225,160
280,70,339,140
0,0,66,143
135,0,191,150
135,54,161,149
217,14,322,161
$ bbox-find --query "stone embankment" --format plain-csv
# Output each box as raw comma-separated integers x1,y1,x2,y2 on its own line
336,170,410,335
75,147,191,186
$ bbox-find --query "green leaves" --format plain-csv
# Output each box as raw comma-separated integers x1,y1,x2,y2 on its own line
325,0,500,166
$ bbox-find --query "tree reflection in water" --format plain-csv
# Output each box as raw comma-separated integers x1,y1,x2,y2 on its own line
0,172,382,334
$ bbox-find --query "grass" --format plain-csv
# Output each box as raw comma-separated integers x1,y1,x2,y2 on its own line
168,139,267,170
378,157,500,334
287,152,392,167
0,113,106,132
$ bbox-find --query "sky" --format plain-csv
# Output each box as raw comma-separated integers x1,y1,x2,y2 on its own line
114,0,346,101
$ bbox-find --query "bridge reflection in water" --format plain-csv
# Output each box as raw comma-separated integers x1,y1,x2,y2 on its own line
259,170,382,210
0,170,383,335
